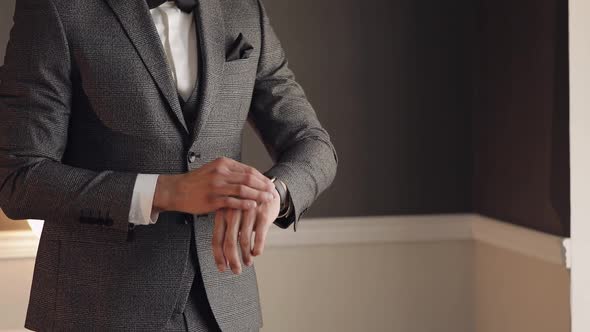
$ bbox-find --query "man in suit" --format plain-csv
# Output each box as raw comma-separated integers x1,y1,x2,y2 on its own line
0,0,338,330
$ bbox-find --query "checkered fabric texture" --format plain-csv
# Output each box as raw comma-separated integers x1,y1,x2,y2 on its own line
0,0,338,330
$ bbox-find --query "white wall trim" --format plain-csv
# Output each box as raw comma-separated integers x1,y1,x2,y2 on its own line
271,214,567,266
470,215,567,266
0,214,567,266
0,230,38,260
267,213,475,246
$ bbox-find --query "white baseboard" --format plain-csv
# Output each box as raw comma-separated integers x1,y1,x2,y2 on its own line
0,214,568,266
470,215,567,266
0,230,38,260
268,213,567,266
267,213,475,246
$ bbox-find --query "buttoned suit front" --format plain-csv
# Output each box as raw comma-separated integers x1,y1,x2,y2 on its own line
0,0,338,331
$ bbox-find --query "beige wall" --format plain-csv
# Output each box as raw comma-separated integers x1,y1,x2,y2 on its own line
256,241,474,332
474,242,570,332
0,239,476,332
0,257,35,330
0,210,29,232
0,229,569,332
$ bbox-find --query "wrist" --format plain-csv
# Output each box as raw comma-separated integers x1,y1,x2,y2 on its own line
153,174,179,213
275,179,291,217
269,177,286,209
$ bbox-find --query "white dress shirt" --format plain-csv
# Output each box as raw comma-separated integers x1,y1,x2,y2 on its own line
128,1,198,225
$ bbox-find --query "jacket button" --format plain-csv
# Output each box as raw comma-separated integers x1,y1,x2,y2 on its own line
188,151,199,163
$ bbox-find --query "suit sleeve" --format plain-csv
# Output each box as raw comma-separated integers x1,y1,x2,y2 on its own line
0,0,137,241
249,0,338,231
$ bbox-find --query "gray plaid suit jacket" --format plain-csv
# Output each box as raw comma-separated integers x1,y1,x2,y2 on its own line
0,0,338,330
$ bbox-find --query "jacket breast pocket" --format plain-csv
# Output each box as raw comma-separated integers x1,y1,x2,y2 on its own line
223,53,258,75
215,55,258,124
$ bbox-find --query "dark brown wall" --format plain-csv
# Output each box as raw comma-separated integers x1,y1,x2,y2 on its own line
472,0,570,236
243,0,475,218
0,0,472,228
0,0,570,236
0,0,13,62
0,0,26,231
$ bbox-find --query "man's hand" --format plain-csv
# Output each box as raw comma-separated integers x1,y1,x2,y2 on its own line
212,187,281,274
152,157,276,215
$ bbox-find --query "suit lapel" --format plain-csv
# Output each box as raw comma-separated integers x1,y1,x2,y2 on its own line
189,0,226,145
103,0,226,145
103,0,189,135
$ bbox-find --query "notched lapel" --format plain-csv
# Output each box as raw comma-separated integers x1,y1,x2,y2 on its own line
103,0,189,135
189,0,226,146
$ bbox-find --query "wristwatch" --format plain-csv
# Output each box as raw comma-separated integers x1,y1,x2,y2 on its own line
269,176,291,218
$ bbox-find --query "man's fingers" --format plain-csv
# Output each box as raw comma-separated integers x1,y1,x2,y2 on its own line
225,172,276,194
216,184,274,204
212,157,274,189
224,209,242,274
252,216,269,257
239,207,257,267
224,158,268,178
213,196,258,210
212,209,228,272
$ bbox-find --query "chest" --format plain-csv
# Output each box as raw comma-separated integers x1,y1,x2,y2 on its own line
62,2,262,108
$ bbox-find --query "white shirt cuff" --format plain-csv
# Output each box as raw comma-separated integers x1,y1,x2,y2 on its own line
128,174,161,225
